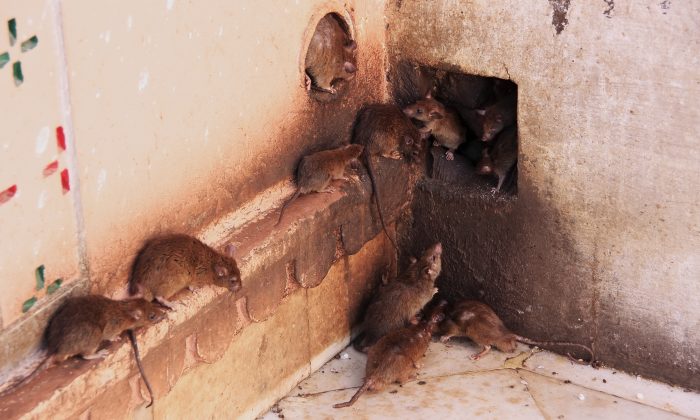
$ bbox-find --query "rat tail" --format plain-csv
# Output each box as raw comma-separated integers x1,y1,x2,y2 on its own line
333,378,373,408
363,151,399,252
514,335,594,365
275,189,301,226
128,329,155,407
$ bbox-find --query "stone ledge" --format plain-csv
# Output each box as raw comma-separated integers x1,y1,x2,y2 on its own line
0,158,411,419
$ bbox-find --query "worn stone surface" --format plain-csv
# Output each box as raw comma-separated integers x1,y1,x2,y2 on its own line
307,260,350,363
345,232,395,327
390,0,700,389
155,291,311,420
0,226,397,419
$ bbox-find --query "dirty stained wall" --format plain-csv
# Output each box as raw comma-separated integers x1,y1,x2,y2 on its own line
390,0,700,389
0,0,389,372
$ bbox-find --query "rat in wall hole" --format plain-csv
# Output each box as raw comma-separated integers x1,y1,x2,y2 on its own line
476,90,517,143
403,91,466,161
276,144,364,226
0,295,165,402
355,242,443,351
129,234,242,309
352,104,423,250
305,14,357,95
439,299,594,364
334,301,447,408
476,125,518,193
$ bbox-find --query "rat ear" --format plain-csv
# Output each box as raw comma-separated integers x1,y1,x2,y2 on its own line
429,111,444,120
130,308,144,321
224,243,236,257
344,61,357,73
476,109,486,116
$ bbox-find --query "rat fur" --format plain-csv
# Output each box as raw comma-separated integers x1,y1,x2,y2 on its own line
129,234,242,309
403,91,466,161
476,125,518,193
305,14,357,94
439,299,594,363
276,144,364,225
356,243,443,351
352,104,423,250
1,295,165,400
334,301,447,408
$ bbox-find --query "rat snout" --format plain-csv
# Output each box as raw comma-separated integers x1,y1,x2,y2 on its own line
433,242,443,254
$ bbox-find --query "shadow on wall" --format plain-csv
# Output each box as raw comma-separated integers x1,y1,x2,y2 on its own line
391,59,700,390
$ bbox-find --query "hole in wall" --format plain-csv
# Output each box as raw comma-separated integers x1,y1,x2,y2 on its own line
304,13,357,102
393,62,519,195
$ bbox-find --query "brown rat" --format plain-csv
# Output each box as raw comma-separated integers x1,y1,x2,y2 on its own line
276,144,364,225
355,243,443,351
304,14,357,94
2,296,166,403
403,91,466,161
129,234,242,308
334,301,447,408
352,104,423,250
476,91,517,142
476,125,518,193
439,299,594,363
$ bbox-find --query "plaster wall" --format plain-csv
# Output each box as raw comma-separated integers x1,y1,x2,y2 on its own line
389,0,700,388
1,0,389,371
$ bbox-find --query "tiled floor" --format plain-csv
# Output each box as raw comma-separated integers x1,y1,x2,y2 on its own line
261,340,700,420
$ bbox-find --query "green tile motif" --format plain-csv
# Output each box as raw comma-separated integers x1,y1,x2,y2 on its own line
13,61,23,86
35,265,45,290
8,18,16,46
1,18,38,86
47,279,63,295
21,35,38,52
22,296,37,313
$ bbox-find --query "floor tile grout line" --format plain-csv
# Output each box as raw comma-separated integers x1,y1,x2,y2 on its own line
517,370,551,420
520,368,695,420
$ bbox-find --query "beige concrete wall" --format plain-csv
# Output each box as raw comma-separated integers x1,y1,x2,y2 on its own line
0,0,82,330
1,0,389,371
389,0,699,387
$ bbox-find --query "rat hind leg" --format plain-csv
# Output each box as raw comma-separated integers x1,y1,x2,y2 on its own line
470,344,492,360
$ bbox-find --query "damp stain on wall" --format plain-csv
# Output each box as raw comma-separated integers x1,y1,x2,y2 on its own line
548,0,571,35
603,0,615,18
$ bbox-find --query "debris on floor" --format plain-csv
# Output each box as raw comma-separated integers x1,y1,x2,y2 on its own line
260,341,700,420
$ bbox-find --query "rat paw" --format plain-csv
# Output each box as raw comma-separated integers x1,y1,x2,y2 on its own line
83,349,111,360
445,151,455,161
432,140,440,147
384,150,402,160
439,335,451,344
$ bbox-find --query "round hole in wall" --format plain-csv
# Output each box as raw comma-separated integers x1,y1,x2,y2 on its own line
303,12,357,102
